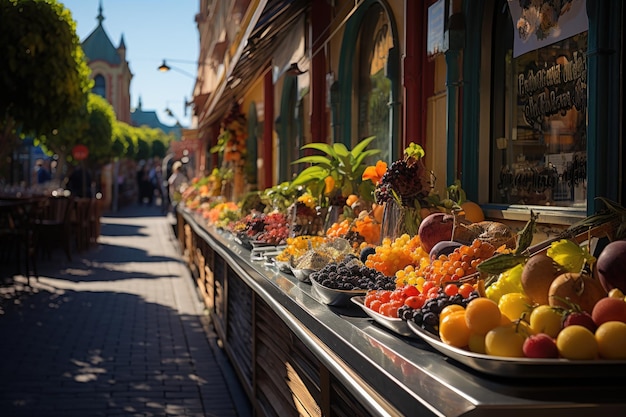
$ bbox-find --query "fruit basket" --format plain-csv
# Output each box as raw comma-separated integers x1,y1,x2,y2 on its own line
407,321,626,379
351,296,414,337
311,278,367,306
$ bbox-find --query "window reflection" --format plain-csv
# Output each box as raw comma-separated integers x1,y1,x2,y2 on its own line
491,2,587,207
357,4,392,162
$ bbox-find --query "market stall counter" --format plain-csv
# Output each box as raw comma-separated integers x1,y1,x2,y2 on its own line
177,208,626,417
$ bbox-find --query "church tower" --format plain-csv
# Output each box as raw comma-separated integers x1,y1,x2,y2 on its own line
81,1,132,123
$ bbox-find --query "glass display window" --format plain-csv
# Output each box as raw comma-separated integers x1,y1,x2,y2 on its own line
490,1,588,208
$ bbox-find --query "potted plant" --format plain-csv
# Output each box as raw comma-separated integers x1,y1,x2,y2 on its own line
290,136,380,206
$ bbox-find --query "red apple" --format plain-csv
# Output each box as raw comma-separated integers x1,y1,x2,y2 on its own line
418,212,455,253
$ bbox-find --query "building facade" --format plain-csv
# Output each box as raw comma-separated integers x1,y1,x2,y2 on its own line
190,0,624,233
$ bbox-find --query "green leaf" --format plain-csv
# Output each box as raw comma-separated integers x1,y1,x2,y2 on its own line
352,149,382,172
291,155,333,168
350,136,376,158
332,142,350,157
477,253,527,275
290,166,328,187
341,182,353,197
302,142,336,158
335,153,352,172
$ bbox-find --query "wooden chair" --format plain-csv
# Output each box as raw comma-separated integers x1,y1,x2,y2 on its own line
36,195,74,262
1,196,46,284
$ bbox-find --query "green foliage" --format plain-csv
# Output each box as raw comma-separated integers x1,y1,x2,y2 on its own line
261,182,301,213
0,0,92,138
290,136,380,202
111,122,170,161
83,94,116,164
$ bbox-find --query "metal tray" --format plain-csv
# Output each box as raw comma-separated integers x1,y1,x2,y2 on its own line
407,321,626,379
274,259,293,274
351,296,413,337
310,279,367,306
290,267,314,283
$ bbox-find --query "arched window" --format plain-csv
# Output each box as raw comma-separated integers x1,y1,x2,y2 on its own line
93,74,106,98
338,0,399,163
356,3,393,161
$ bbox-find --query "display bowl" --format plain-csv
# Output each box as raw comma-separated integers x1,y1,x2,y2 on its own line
351,296,413,337
275,259,293,274
290,267,315,283
310,278,367,306
406,321,626,379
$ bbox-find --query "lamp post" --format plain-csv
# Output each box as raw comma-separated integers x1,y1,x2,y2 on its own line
157,58,208,80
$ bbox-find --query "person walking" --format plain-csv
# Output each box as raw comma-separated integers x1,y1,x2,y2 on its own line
167,161,188,212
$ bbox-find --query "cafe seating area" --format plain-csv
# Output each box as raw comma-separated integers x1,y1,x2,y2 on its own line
0,190,103,283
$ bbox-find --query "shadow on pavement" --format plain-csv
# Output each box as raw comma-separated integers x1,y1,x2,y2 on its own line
0,286,237,417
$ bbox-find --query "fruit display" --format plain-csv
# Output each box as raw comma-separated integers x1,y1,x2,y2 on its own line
230,211,290,245
310,256,395,291
181,130,626,372
275,235,326,264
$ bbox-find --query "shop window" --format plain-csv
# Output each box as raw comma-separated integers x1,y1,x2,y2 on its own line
93,74,106,98
354,3,393,161
490,1,588,208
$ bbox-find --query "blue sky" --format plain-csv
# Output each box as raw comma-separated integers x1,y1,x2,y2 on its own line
60,0,199,127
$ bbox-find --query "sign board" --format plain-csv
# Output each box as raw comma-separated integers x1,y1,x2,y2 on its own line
72,144,89,160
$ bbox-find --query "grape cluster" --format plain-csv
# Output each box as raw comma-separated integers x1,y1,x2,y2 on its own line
375,158,429,206
310,257,396,291
400,290,480,334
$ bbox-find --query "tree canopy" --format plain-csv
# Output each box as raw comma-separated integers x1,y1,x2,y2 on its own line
0,0,92,138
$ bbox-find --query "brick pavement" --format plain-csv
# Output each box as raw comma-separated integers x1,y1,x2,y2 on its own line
0,204,251,417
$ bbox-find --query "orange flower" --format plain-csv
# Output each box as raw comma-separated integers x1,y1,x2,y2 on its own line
362,160,387,185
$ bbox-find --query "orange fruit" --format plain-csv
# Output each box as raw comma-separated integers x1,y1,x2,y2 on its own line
460,201,485,223
439,310,470,348
465,297,502,335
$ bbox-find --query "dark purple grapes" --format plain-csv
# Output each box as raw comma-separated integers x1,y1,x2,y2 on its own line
310,257,394,291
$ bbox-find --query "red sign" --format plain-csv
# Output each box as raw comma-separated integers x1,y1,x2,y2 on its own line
72,144,89,160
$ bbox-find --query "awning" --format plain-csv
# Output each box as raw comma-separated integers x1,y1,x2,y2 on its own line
200,0,309,128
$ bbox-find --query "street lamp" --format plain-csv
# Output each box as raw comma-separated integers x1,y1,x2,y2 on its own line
157,59,197,79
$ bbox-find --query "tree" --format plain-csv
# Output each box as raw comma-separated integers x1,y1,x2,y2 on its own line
83,94,116,165
0,0,92,179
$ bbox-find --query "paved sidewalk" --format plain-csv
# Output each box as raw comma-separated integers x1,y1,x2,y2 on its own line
0,204,251,417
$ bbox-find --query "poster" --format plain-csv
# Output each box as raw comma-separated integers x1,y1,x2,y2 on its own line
508,0,588,58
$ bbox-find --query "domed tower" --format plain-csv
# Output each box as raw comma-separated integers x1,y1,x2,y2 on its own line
81,1,132,123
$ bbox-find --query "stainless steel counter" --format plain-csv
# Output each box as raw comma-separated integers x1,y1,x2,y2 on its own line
180,209,626,416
